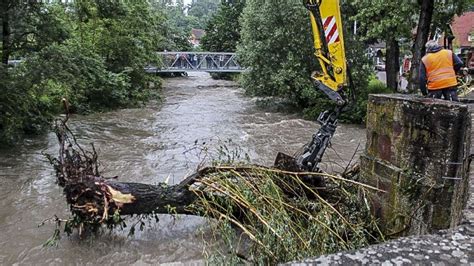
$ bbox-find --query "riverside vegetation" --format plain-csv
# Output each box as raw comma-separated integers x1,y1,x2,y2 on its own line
205,0,470,122
2,0,469,144
0,0,220,145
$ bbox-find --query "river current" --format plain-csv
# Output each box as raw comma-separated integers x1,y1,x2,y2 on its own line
0,72,365,264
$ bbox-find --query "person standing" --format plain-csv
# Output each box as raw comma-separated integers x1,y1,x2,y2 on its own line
206,55,212,69
193,54,198,68
419,40,464,101
175,53,181,68
219,55,224,68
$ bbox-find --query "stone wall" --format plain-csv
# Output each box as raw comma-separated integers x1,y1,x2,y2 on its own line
360,94,471,237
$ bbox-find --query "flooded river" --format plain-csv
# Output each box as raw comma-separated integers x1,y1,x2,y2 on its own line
0,73,365,264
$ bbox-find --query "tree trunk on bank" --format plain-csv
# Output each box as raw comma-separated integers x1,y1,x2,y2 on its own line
385,36,400,92
0,0,10,65
407,0,435,93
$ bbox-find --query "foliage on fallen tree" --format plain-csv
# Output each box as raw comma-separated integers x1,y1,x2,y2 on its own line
46,116,385,263
193,166,384,264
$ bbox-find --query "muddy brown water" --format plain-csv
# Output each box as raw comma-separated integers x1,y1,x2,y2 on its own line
0,72,365,264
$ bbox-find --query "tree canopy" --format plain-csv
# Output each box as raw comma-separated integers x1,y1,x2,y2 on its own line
201,0,245,52
0,0,166,144
187,0,221,29
236,0,385,122
350,0,472,91
1,0,472,145
238,0,316,101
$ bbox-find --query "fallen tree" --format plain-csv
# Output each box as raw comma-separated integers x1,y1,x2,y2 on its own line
46,115,385,263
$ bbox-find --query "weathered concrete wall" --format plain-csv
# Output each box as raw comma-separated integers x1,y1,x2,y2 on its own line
360,94,471,237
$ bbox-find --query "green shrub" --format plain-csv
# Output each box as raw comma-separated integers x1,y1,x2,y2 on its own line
340,77,392,124
0,74,30,143
0,1,165,145
19,42,133,113
238,0,316,102
0,40,160,145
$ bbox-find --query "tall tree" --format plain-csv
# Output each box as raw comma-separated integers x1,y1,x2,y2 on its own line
0,0,10,65
0,1,70,65
0,0,170,144
70,0,166,87
238,0,316,103
154,0,193,50
187,0,220,29
407,0,471,92
201,0,245,52
407,0,434,93
352,0,416,91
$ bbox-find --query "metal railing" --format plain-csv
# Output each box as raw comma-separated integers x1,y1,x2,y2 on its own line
146,52,245,73
7,52,246,73
6,60,22,67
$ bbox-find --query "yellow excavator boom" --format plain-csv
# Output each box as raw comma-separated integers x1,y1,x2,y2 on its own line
306,0,347,103
289,0,350,172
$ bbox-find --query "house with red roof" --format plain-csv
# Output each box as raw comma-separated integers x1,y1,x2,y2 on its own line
190,28,206,47
435,10,473,68
451,11,474,50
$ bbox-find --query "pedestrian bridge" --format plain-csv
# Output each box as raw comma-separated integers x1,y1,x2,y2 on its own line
145,52,245,73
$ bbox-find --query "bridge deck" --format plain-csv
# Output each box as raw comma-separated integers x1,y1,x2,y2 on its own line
8,52,246,73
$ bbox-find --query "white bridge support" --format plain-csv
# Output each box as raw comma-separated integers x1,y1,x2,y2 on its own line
146,52,245,73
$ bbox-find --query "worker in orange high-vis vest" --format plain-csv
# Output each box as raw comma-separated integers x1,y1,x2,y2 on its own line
419,40,464,101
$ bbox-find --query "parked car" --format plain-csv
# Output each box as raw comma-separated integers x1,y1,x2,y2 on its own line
375,63,386,71
467,49,474,74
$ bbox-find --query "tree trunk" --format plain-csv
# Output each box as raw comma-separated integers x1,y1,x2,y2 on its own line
1,0,10,65
107,182,195,215
69,174,200,218
385,36,400,92
407,0,435,93
63,165,326,225
64,167,210,221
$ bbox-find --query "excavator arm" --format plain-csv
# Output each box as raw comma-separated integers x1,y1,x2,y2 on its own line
289,0,352,172
306,0,348,105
